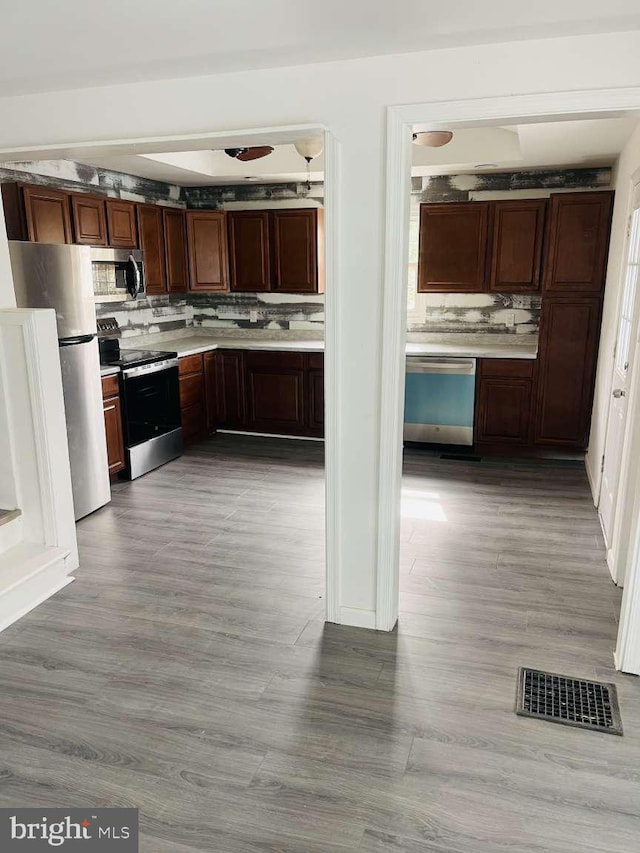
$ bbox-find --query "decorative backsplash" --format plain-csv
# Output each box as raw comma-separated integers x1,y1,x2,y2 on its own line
407,291,540,335
95,292,324,338
95,295,191,338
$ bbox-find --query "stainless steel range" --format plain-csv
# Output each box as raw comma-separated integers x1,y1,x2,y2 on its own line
99,338,183,480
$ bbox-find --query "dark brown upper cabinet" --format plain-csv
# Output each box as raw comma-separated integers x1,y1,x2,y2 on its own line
164,209,189,293
2,183,72,244
228,211,271,292
137,204,167,295
105,199,138,248
489,199,546,292
70,193,108,246
271,209,319,293
186,210,229,293
418,202,490,292
542,191,614,295
533,297,602,448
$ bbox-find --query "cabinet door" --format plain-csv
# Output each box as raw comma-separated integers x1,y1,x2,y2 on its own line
245,352,305,434
418,202,490,292
215,351,246,428
475,378,531,445
103,394,126,475
106,199,138,248
186,210,229,292
271,209,318,293
204,351,217,434
228,211,271,292
137,205,167,295
543,192,614,294
307,354,324,437
164,209,189,293
22,185,72,244
71,194,107,246
534,297,602,448
489,200,546,292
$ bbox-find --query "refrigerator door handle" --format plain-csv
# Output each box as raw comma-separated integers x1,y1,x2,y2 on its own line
59,334,96,347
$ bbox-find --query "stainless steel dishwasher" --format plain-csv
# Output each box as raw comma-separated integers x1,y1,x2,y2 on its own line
404,357,477,445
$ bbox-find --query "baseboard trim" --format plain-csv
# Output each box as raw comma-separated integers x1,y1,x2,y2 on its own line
332,606,377,629
218,430,324,443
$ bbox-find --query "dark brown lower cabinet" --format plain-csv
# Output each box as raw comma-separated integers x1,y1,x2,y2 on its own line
177,348,324,439
178,354,207,444
204,351,217,434
307,353,325,436
245,351,306,435
101,374,125,476
215,350,246,429
533,297,602,448
475,359,533,447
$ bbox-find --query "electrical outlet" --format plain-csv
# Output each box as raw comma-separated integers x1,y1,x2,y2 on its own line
249,309,259,323
506,310,516,328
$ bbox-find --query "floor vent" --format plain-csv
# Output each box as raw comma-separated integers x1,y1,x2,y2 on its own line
516,667,623,736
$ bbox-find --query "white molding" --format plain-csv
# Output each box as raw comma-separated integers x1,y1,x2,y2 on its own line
0,309,78,569
339,607,377,630
0,544,73,634
323,129,341,624
378,86,640,642
376,109,412,631
616,486,640,673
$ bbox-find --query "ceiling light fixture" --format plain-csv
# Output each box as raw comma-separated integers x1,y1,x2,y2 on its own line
475,163,499,169
294,138,324,190
412,131,454,148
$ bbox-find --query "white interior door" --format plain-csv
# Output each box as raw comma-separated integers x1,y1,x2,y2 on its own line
599,193,640,556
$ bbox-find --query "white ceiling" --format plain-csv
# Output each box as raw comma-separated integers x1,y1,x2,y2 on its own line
412,117,639,176
1,1,640,96
64,116,638,187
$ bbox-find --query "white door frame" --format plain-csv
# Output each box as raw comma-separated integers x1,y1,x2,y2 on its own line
378,87,640,672
599,170,640,584
0,122,343,625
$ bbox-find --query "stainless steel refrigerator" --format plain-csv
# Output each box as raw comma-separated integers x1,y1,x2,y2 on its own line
8,241,111,520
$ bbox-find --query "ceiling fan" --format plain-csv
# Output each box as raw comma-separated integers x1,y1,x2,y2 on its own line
223,146,274,161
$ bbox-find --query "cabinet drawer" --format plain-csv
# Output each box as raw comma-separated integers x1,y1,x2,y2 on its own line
179,372,204,409
245,350,305,370
178,353,204,376
479,358,534,379
308,353,324,370
101,374,120,398
181,402,205,442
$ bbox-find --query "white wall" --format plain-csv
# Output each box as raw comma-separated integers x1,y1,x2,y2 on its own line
2,31,640,624
587,121,640,497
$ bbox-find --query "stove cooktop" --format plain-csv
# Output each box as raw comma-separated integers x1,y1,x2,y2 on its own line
100,348,178,369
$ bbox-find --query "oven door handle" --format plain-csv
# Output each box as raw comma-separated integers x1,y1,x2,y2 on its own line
121,358,179,379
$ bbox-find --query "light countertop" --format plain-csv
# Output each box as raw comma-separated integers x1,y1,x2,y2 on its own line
120,332,538,360
100,365,121,378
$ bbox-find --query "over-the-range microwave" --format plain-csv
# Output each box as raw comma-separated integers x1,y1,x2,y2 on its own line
91,247,145,303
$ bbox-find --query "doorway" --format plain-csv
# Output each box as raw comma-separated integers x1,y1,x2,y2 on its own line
599,174,640,580
0,123,338,625
379,90,640,673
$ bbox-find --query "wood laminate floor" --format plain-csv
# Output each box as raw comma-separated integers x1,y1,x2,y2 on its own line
0,435,638,852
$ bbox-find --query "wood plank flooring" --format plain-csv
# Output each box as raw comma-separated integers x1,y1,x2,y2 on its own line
0,435,638,852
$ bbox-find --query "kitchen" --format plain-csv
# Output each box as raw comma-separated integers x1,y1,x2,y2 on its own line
2,16,640,852
0,117,630,533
